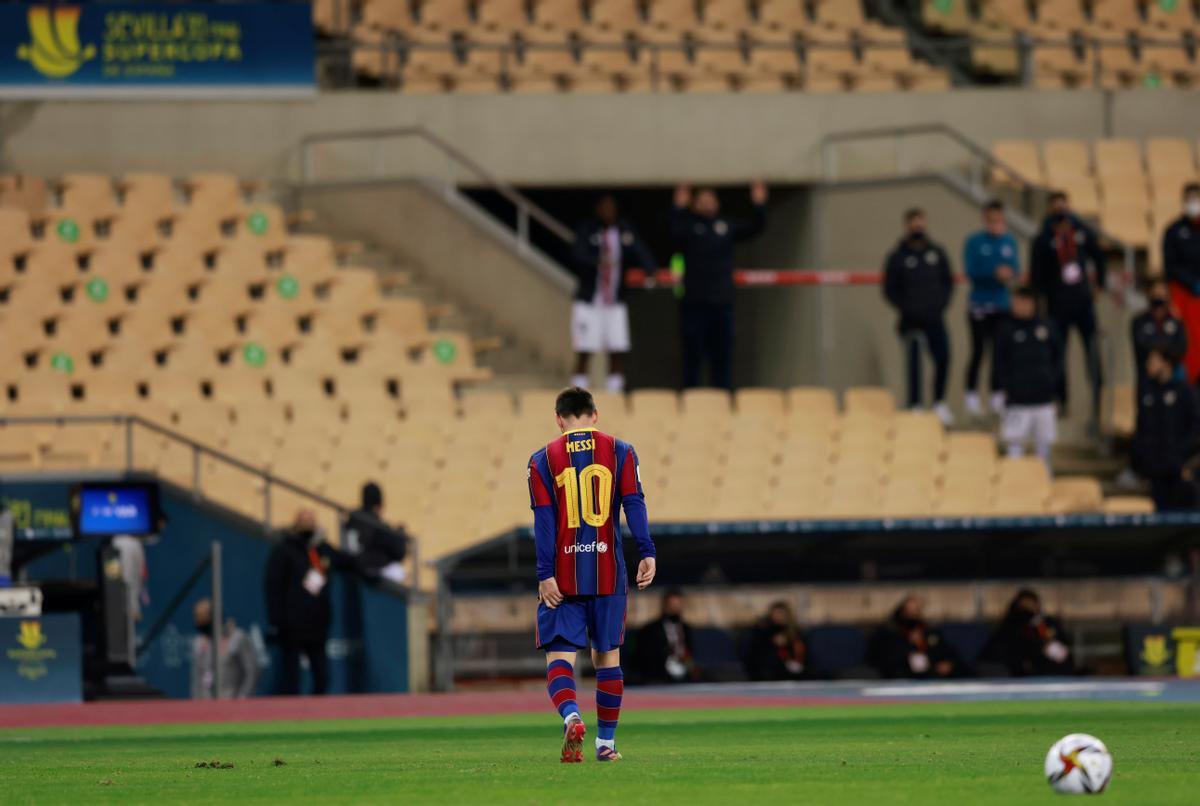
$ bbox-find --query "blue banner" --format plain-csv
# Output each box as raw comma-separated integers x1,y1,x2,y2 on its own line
0,2,314,97
0,613,82,704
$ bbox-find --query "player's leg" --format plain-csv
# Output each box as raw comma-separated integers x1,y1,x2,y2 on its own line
587,595,627,761
537,599,588,763
592,647,624,761
604,303,631,393
545,648,587,763
571,301,598,388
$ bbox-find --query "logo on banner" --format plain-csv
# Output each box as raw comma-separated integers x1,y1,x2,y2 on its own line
17,6,97,79
8,620,57,680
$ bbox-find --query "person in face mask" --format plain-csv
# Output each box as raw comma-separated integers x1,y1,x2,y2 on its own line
264,509,343,696
633,589,698,684
867,595,960,679
1131,278,1188,391
745,600,809,681
1029,190,1106,422
1133,348,1200,511
1162,183,1200,382
190,597,262,699
882,207,955,424
981,589,1074,677
962,200,1019,418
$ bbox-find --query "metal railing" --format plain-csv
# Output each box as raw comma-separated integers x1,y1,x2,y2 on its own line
0,413,419,588
819,122,1137,283
298,124,574,253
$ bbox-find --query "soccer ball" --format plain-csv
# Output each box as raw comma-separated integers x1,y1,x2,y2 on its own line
1044,734,1112,795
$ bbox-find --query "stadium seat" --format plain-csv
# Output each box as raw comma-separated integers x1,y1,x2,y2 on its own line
842,386,895,417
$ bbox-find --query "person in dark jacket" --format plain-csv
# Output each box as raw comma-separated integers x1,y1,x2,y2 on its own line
962,200,1019,417
995,285,1062,465
342,482,409,584
1131,278,1188,391
982,589,1074,676
1162,182,1200,382
867,595,960,679
265,509,345,696
569,195,657,393
670,181,768,391
1133,348,1200,511
883,207,955,423
745,600,808,681
1030,190,1106,420
634,589,698,684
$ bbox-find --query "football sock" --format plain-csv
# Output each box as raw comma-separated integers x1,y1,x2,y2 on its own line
570,373,589,389
595,666,624,742
547,659,580,722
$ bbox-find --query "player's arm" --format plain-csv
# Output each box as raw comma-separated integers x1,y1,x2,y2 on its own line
528,456,563,608
619,445,657,589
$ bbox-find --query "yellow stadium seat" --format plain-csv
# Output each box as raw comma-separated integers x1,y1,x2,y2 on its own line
1048,476,1104,514
1102,495,1155,514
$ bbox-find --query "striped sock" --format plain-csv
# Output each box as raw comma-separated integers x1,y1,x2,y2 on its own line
595,666,624,741
546,660,580,722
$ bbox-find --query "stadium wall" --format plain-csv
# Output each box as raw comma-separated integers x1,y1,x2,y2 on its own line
1,89,1196,183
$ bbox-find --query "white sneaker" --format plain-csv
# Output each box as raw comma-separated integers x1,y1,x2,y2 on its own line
570,373,589,389
965,392,983,417
933,401,955,427
990,392,1006,415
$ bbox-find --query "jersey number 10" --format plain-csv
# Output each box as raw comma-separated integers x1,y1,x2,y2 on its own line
555,464,614,529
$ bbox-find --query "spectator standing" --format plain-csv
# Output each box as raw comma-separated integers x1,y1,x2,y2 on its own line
745,600,808,681
634,589,698,684
995,286,1062,466
882,207,955,424
342,482,409,585
1030,190,1106,420
981,589,1074,676
569,195,657,393
867,595,960,680
190,598,262,699
1163,182,1200,382
1133,348,1200,511
1131,278,1188,390
962,200,1019,417
265,509,343,696
669,182,768,391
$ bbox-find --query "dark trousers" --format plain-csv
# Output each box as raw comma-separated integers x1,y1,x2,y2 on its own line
1149,474,1189,512
902,320,950,408
278,637,329,696
681,301,734,390
966,309,1007,393
1051,305,1102,417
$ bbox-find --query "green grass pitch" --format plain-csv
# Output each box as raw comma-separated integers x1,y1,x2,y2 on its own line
2,700,1197,804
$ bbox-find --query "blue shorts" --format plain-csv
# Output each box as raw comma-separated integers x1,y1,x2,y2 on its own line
536,594,627,652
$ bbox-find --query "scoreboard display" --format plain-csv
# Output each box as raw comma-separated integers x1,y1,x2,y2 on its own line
71,482,161,538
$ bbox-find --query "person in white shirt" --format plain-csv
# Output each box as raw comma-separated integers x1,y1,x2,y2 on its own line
569,195,657,393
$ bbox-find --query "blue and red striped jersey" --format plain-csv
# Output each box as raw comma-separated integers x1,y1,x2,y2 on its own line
527,428,644,596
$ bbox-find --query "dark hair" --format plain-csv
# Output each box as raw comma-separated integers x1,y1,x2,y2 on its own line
1048,190,1068,204
904,207,925,223
361,481,383,510
1184,182,1200,198
983,199,1004,213
662,588,684,603
1013,284,1037,300
555,387,596,418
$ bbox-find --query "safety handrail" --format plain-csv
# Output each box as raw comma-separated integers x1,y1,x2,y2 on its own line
820,121,1040,188
298,124,574,244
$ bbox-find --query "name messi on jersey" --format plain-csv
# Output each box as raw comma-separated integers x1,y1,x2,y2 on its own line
565,439,596,453
564,541,608,554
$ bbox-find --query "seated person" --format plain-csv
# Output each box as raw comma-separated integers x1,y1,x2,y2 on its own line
634,589,699,684
867,595,960,679
745,600,809,681
981,589,1074,676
